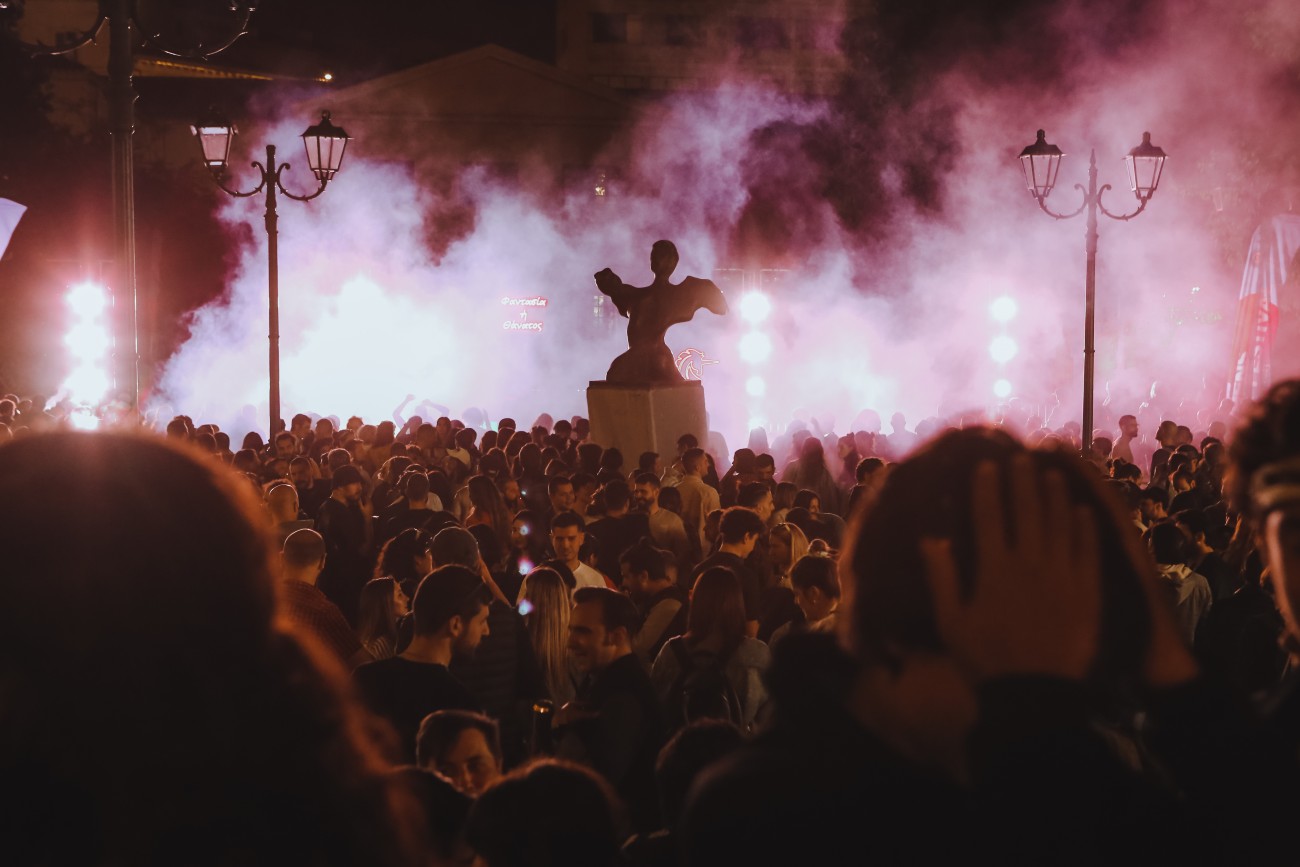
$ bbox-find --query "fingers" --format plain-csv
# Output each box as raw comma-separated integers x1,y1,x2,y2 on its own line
1010,455,1046,562
1069,505,1103,619
921,538,961,637
1041,468,1072,570
971,462,1008,574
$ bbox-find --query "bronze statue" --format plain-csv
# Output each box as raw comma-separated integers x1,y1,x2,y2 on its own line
595,240,728,383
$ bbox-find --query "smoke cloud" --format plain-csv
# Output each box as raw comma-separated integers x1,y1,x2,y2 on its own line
153,0,1300,445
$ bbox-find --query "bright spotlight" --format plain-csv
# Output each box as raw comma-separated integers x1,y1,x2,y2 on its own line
64,321,112,361
748,416,766,431
990,295,1018,323
745,375,766,397
67,282,109,318
989,335,1018,364
64,364,112,405
739,291,771,324
993,379,1013,398
69,407,100,431
738,332,772,364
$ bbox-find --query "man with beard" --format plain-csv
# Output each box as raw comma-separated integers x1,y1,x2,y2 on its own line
353,565,492,762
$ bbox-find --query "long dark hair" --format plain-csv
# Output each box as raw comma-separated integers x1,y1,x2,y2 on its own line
376,528,431,596
0,433,426,865
686,566,747,661
357,576,401,650
468,474,512,553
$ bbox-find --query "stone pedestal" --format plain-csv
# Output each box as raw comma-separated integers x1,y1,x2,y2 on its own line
587,380,707,464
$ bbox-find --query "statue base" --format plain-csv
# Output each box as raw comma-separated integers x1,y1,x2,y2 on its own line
586,380,707,464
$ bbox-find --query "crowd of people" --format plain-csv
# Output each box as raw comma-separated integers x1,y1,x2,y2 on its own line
7,386,1300,865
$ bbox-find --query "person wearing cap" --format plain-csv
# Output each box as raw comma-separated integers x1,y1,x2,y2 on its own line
314,463,372,626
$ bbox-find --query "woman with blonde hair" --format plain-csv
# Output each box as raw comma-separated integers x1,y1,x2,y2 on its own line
768,522,810,584
757,522,810,641
521,567,578,705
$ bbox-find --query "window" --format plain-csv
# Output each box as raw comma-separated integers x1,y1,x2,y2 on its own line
664,15,704,46
591,13,627,44
734,17,789,50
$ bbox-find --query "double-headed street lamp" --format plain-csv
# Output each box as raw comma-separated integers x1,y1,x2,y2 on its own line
191,111,351,438
1018,129,1168,453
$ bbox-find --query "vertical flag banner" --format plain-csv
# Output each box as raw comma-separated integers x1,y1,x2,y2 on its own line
1228,214,1300,403
0,198,26,260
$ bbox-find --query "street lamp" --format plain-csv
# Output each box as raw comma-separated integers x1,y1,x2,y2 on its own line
191,110,351,438
1018,129,1167,453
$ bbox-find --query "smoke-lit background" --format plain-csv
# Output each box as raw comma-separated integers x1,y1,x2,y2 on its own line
96,1,1300,441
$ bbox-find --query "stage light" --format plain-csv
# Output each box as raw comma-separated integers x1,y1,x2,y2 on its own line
989,335,1018,364
990,295,1018,323
64,321,112,362
68,407,100,431
61,281,112,407
748,416,765,431
745,375,766,397
67,281,109,318
738,332,772,364
993,379,1013,398
64,365,111,406
739,291,771,324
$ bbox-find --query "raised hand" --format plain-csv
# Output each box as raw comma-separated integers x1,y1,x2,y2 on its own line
921,457,1102,682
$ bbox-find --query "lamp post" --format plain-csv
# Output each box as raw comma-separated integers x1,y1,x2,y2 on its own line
6,1,257,416
1018,129,1167,453
192,111,351,438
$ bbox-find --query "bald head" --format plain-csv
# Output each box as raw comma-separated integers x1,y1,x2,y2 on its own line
281,528,326,583
266,482,299,523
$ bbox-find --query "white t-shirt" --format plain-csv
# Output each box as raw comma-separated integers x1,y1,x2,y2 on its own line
516,560,608,604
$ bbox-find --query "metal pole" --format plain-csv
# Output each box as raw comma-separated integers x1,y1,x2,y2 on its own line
1082,150,1099,455
264,144,280,440
107,0,138,414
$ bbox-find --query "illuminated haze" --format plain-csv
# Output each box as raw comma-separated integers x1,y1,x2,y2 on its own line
154,0,1300,444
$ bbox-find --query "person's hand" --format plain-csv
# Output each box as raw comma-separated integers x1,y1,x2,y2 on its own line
921,457,1102,682
594,269,621,294
553,701,598,729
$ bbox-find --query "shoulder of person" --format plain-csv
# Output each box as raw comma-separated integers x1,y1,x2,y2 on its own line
732,637,772,666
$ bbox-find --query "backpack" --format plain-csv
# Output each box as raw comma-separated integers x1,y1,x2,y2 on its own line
666,640,744,729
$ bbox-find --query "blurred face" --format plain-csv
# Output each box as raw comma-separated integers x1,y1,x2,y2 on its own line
415,546,434,580
1120,417,1139,438
552,525,583,565
510,519,529,550
393,583,410,618
807,496,820,516
633,482,658,511
621,563,647,601
753,492,774,523
275,437,296,459
794,585,836,623
567,600,621,674
452,604,491,657
339,481,363,504
433,728,501,797
289,463,312,487
1264,510,1300,654
551,483,575,513
501,478,521,505
757,463,775,482
769,532,791,568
